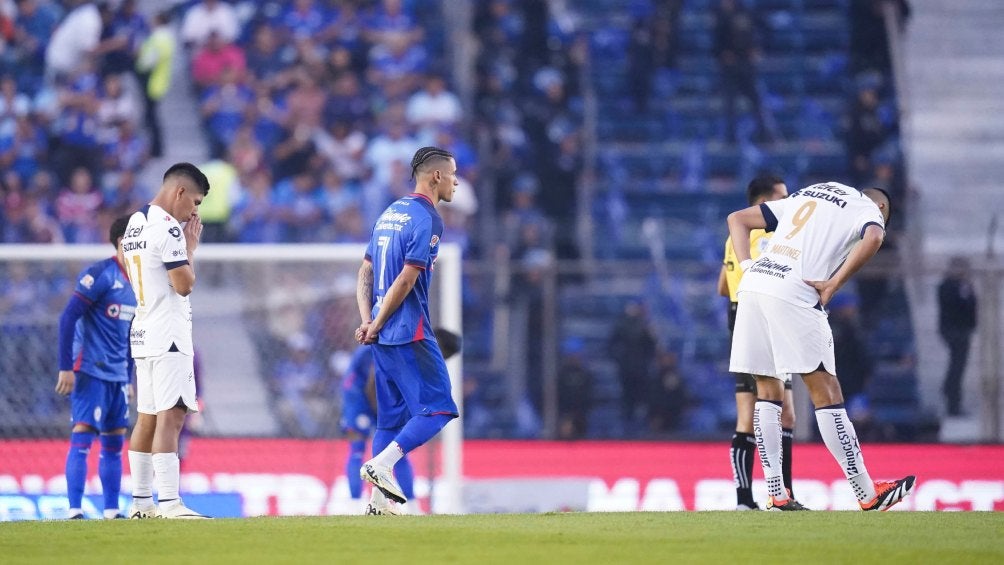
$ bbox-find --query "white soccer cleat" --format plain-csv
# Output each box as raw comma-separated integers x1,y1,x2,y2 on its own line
361,462,406,504
127,502,159,519
158,501,210,519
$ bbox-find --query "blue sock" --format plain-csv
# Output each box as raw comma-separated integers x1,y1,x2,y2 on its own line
396,414,453,453
394,456,415,500
99,434,124,511
346,440,366,499
66,431,96,509
372,428,400,459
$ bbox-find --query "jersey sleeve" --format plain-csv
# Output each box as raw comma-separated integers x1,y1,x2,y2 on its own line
855,204,886,239
760,198,792,232
73,263,111,303
404,215,433,269
159,220,190,269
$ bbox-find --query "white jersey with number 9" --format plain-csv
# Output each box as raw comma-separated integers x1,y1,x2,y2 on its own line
738,182,885,308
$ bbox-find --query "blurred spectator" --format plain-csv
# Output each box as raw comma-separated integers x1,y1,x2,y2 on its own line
271,122,317,182
135,9,174,157
313,120,367,182
229,168,280,243
55,167,101,243
191,31,246,92
647,350,689,434
52,64,103,184
557,337,593,440
1,114,48,181
98,0,147,76
285,68,326,129
0,74,31,130
847,83,886,183
96,74,139,140
181,0,238,48
280,0,326,42
199,65,253,158
274,170,325,243
608,300,657,427
45,0,103,80
197,157,239,242
406,74,462,134
272,332,328,437
364,0,422,47
323,72,369,126
366,33,427,100
626,18,654,112
101,168,144,217
101,119,148,173
245,24,287,86
713,0,769,144
938,257,977,416
11,0,60,88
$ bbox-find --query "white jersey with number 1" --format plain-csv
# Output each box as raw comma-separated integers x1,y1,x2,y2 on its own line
121,204,193,358
737,182,885,308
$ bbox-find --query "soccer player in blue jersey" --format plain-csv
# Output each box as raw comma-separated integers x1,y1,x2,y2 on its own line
341,327,461,514
56,215,137,519
354,146,459,512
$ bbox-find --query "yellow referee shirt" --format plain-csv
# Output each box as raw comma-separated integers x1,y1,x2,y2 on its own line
723,229,772,302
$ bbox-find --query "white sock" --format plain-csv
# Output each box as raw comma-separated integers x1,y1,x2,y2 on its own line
128,450,154,505
815,406,878,502
152,452,181,508
754,401,786,499
68,508,82,517
104,509,120,519
370,441,404,469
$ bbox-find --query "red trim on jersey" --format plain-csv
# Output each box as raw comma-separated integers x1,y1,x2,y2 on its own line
413,322,425,341
73,349,84,371
404,260,427,270
410,192,434,206
73,291,93,304
113,256,129,279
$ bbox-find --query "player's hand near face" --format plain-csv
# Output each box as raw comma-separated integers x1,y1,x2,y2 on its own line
55,370,76,396
184,213,203,251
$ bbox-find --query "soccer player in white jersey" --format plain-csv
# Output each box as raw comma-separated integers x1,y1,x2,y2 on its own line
121,163,210,519
727,183,915,511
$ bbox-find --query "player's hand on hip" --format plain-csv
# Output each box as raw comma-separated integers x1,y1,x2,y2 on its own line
55,370,76,396
806,279,838,306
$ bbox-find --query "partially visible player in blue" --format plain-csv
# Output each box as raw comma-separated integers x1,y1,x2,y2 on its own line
55,215,137,519
354,146,459,513
341,327,462,512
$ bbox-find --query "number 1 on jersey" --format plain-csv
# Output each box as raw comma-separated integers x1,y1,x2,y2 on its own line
785,201,817,240
128,255,145,306
376,235,390,290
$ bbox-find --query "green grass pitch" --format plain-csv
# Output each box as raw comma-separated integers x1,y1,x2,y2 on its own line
2,512,1002,564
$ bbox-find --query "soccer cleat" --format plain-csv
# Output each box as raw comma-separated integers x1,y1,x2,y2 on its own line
860,475,916,511
68,512,85,520
157,502,210,519
361,463,406,504
365,501,401,516
127,503,159,519
766,496,810,511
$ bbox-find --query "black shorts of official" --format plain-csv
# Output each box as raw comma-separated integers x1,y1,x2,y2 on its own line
729,301,792,394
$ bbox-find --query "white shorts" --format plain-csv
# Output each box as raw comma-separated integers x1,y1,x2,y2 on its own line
729,291,835,381
135,352,199,415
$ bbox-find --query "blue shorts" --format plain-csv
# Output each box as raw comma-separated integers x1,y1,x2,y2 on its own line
70,373,129,432
372,340,459,429
340,390,376,436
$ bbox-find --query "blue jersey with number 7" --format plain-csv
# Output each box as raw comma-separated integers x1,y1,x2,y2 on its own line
364,192,443,345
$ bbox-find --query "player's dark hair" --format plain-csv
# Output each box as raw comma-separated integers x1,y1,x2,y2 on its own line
746,173,785,206
410,146,454,180
433,327,462,360
109,214,131,245
863,187,893,224
163,162,211,196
